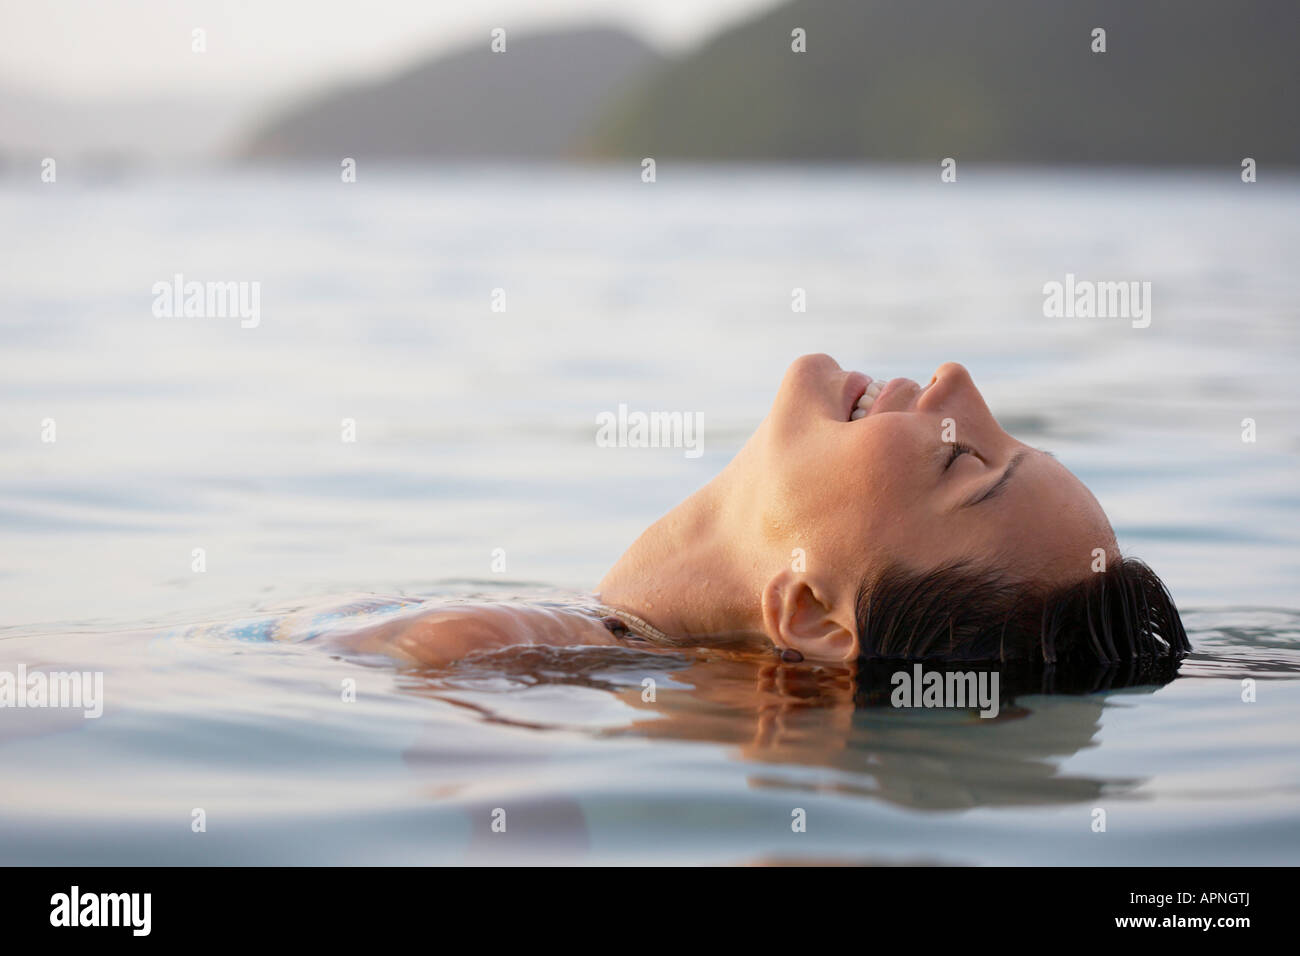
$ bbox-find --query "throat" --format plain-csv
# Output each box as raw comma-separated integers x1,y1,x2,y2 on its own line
597,484,768,645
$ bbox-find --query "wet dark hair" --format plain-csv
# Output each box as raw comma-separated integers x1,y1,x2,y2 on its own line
855,556,1190,669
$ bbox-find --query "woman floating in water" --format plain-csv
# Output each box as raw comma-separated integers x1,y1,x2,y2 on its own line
328,354,1188,680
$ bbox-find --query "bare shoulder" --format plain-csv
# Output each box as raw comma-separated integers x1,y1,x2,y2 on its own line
327,600,620,667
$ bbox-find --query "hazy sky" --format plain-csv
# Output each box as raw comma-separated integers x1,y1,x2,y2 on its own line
0,0,779,103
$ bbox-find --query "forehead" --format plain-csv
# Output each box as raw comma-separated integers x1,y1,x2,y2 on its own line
980,450,1117,584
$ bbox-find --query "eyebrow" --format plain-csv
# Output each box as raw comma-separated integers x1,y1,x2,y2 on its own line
960,449,1030,509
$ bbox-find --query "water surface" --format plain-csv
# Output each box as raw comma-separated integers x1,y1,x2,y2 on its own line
1,166,1297,864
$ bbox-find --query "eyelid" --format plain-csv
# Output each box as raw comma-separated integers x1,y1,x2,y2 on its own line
961,449,1029,509
945,441,976,470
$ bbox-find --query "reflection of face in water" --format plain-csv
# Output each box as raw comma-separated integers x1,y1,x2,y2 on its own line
396,646,1186,815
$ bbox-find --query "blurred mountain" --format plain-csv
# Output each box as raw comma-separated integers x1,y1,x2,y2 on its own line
239,26,664,160
585,0,1300,164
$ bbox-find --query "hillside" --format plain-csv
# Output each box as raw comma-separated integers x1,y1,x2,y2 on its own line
240,25,664,160
584,0,1300,163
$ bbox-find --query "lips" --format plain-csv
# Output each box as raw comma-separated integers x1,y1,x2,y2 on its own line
851,376,919,418
850,378,884,420
842,371,872,421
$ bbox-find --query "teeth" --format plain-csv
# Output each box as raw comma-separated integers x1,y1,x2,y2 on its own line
853,382,882,416
851,377,882,420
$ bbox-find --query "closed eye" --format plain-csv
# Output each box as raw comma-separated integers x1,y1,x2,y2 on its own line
945,442,976,469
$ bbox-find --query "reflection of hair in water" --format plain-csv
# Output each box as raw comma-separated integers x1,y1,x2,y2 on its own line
852,654,1187,709
396,643,1179,814
855,556,1190,665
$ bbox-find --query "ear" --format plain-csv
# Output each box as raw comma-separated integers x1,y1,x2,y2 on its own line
761,568,859,662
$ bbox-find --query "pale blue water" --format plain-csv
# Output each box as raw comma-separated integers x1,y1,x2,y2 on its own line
1,166,1297,864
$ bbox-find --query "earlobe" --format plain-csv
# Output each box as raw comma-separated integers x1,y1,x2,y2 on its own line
761,569,859,662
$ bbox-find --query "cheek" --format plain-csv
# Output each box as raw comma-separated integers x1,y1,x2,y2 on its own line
758,423,858,542
841,420,932,530
761,417,929,548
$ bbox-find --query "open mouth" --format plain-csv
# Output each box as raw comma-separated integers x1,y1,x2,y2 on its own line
851,376,923,419
843,372,872,421
850,378,884,420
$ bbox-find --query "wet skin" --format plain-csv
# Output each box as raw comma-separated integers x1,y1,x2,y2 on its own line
352,354,1118,667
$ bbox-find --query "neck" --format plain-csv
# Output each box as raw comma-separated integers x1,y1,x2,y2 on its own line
597,465,771,644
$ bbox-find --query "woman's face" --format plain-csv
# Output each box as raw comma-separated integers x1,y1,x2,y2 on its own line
748,354,1116,591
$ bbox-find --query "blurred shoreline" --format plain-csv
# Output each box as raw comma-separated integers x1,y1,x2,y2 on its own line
7,156,1300,181
5,2,1297,171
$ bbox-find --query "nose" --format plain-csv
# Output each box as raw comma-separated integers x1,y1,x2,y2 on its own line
917,362,1010,448
918,362,976,411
